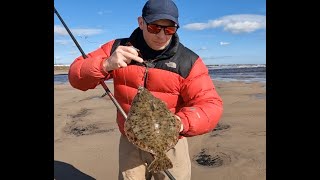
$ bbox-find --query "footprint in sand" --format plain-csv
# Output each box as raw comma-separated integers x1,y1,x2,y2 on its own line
192,147,239,168
64,108,117,136
77,95,104,102
210,123,231,137
66,124,117,136
70,108,91,118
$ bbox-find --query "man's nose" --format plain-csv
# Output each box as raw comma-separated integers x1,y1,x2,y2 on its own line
156,28,167,38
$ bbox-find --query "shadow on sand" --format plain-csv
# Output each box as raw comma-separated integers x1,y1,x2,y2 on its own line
54,160,95,180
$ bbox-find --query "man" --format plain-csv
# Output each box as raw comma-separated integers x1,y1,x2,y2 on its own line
68,0,223,179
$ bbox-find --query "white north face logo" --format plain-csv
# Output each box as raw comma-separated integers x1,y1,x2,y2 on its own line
165,61,176,68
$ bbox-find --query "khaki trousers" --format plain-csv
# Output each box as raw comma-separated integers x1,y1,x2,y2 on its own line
118,135,191,180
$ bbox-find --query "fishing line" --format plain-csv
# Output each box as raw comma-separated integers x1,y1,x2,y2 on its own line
78,35,102,44
54,6,127,119
54,6,176,180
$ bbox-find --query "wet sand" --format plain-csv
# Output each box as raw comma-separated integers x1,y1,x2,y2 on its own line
54,70,266,180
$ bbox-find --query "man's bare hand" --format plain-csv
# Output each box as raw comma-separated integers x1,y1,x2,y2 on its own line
103,46,144,72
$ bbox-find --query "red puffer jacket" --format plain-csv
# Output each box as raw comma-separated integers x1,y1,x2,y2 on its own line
68,30,223,137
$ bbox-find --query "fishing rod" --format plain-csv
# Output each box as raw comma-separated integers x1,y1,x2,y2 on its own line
54,6,127,119
54,6,176,180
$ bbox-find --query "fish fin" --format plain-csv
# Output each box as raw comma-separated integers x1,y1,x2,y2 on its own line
147,153,173,173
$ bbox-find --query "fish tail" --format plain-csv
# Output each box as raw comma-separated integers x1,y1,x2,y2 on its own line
147,153,173,173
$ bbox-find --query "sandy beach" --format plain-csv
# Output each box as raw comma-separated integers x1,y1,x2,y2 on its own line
54,69,266,180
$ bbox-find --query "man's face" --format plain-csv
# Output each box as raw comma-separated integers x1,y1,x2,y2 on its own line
138,17,176,51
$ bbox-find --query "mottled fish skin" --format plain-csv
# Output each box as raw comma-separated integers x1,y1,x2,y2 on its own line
124,86,181,173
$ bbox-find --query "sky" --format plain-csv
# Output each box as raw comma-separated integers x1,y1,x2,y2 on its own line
54,0,266,65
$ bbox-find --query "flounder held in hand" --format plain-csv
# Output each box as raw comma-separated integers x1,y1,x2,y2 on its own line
124,86,181,173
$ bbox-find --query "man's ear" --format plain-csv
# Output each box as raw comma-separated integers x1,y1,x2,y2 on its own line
138,16,144,30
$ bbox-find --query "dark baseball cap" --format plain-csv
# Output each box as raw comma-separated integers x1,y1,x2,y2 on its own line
142,0,179,27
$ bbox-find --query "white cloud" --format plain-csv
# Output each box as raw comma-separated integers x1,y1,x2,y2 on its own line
68,50,79,55
220,41,230,46
97,10,112,15
183,23,209,30
195,46,208,51
183,14,266,34
202,56,233,61
54,25,103,36
55,39,72,45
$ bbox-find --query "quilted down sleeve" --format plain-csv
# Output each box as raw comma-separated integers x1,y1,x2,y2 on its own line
68,40,115,91
176,58,223,137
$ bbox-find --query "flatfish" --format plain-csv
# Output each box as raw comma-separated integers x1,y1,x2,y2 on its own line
124,86,181,173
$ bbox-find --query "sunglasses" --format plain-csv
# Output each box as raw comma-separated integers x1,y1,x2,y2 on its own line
143,18,178,35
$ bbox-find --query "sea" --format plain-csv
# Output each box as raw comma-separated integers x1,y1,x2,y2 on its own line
54,64,266,84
